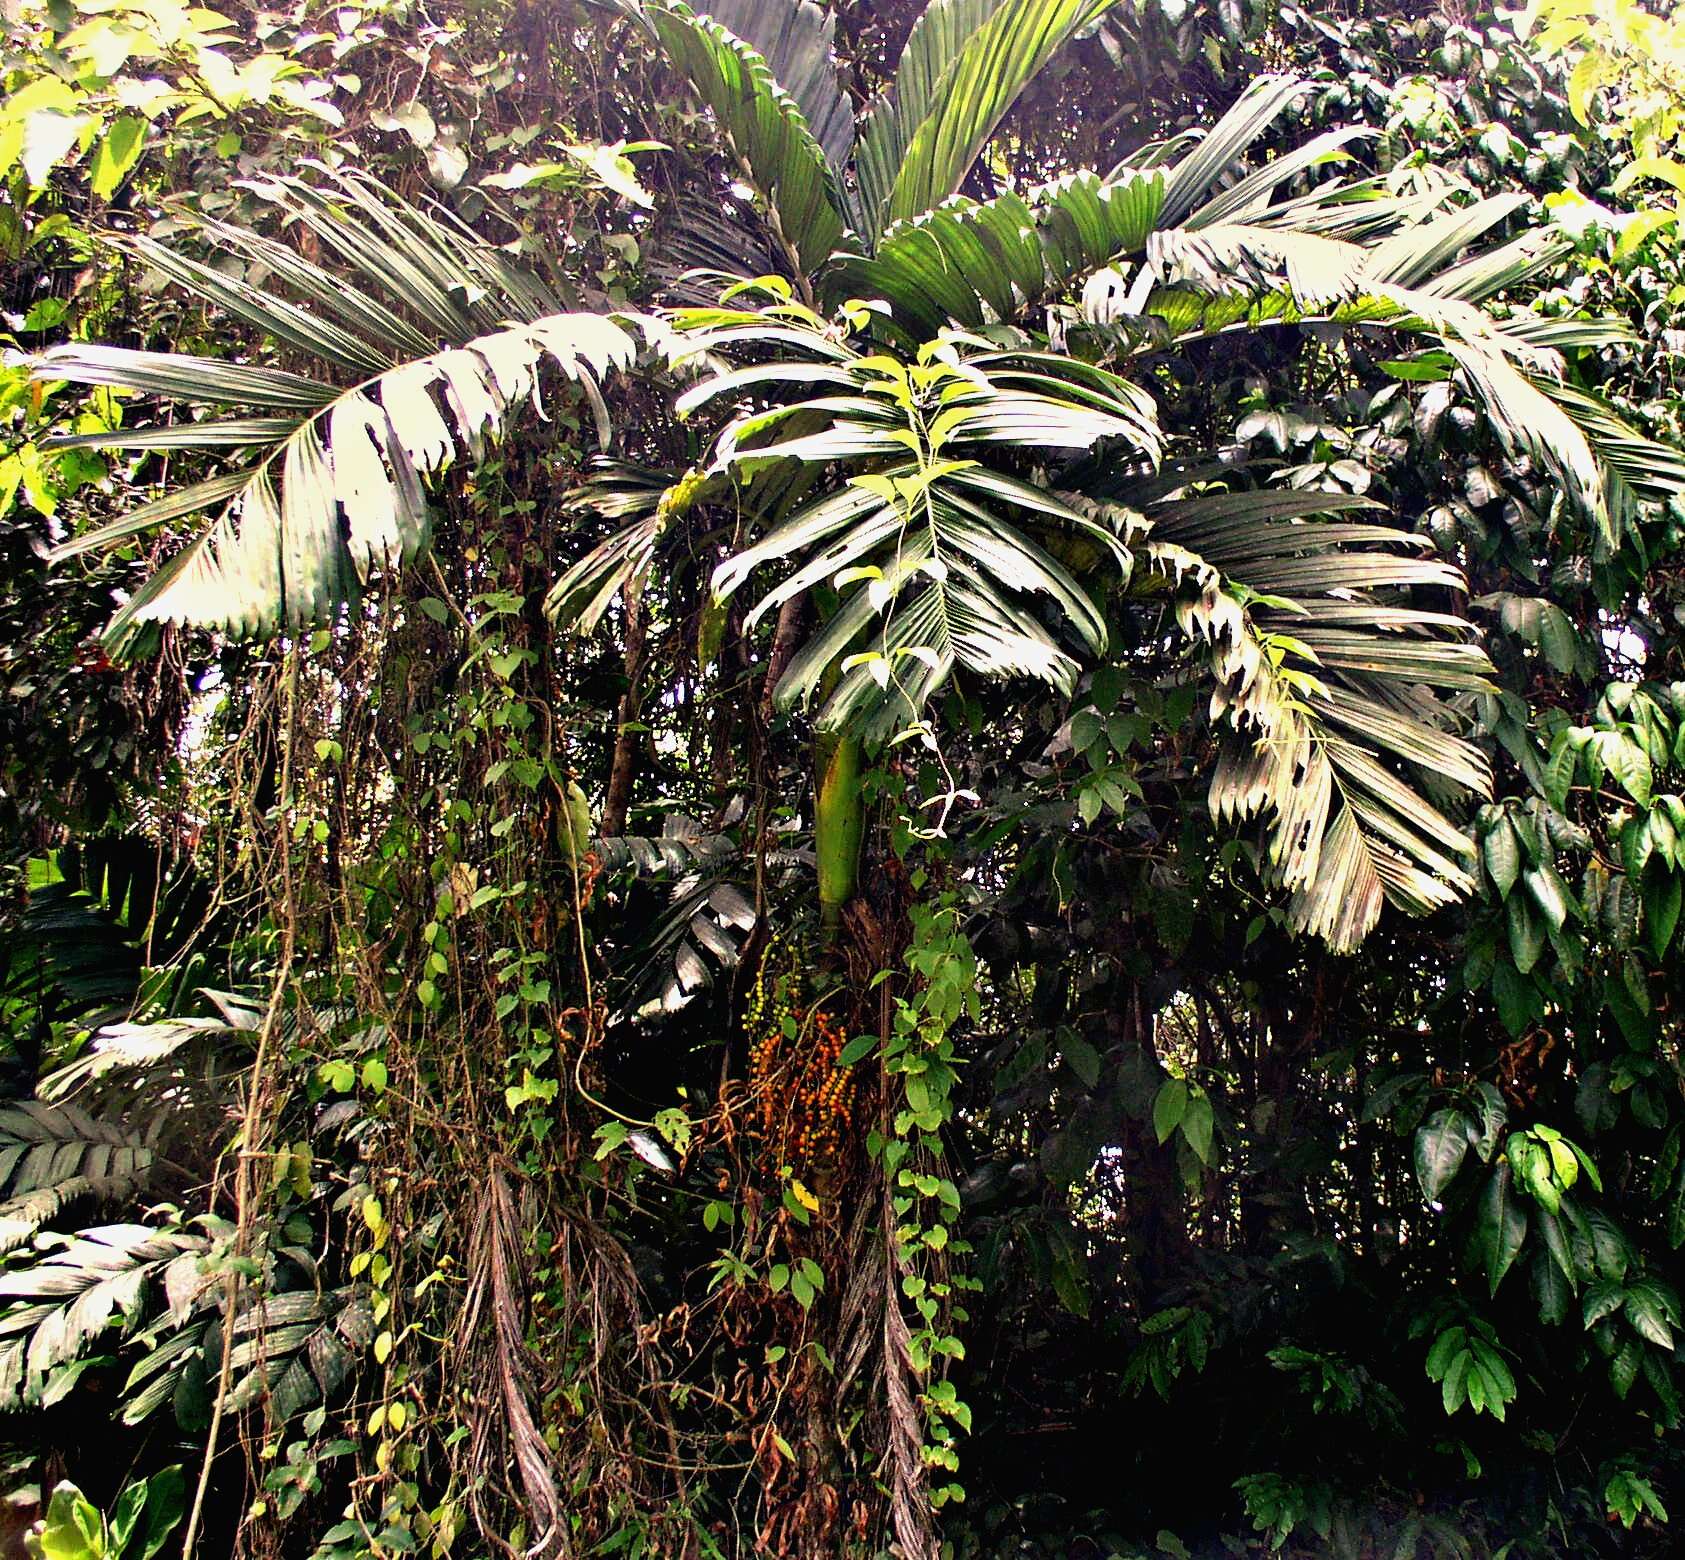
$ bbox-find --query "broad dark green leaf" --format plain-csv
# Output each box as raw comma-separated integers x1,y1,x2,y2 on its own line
1470,1162,1528,1297
1483,817,1522,900
1415,1109,1472,1204
1532,1246,1572,1325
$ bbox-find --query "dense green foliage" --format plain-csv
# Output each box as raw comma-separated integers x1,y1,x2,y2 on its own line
5,0,1685,1555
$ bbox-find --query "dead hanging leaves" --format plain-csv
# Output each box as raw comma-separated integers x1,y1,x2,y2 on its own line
457,1165,565,1560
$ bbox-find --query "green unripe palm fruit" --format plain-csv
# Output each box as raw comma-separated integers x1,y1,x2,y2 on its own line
815,731,864,936
558,780,594,863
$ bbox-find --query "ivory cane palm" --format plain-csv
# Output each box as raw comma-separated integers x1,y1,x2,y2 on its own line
30,0,1685,952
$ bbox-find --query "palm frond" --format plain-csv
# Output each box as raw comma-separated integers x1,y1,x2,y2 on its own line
225,1287,373,1420
41,312,642,656
1153,74,1312,227
0,1104,155,1254
616,876,761,1021
855,0,1005,232
1073,480,1491,948
0,1222,208,1411
647,0,844,271
119,1282,372,1427
35,174,652,651
1105,233,1682,547
40,1016,240,1098
867,0,1123,237
824,168,1167,334
42,315,637,651
694,315,1154,733
593,811,740,873
693,0,854,169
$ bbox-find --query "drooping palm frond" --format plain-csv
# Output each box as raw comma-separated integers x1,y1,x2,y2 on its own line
826,68,1333,322
1087,233,1685,553
652,191,783,295
544,461,681,633
35,173,650,654
1526,377,1685,534
644,0,846,273
1069,479,1492,948
616,874,762,1020
107,1274,370,1428
3,837,215,1027
0,1220,210,1411
589,808,804,1019
823,168,1170,335
221,1286,374,1422
40,1014,243,1098
0,1191,371,1428
592,810,740,874
806,67,1659,544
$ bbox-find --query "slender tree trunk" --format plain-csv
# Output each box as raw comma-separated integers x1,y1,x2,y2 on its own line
761,593,809,720
601,581,647,838
1111,980,1193,1300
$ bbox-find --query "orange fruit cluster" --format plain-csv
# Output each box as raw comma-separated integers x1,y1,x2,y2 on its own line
745,941,856,1170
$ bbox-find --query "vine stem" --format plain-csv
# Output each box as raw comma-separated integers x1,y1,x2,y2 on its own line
181,643,303,1560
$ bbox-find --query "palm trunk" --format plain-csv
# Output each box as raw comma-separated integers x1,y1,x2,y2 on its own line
814,729,864,937
601,581,647,838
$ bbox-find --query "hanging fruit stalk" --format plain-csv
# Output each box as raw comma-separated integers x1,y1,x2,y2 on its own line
814,728,864,936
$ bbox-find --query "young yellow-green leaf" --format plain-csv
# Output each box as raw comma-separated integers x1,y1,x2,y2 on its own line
1153,1077,1188,1145
89,114,146,199
1567,50,1609,127
32,1482,106,1560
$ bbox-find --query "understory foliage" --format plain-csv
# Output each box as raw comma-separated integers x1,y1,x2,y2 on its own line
5,0,1685,1556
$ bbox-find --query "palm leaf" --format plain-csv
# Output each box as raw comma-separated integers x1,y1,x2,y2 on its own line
855,0,1007,232
647,0,844,272
877,0,1123,234
0,1222,207,1411
545,463,680,632
39,316,641,652
694,0,854,168
693,314,1156,732
0,1104,155,1256
1154,74,1312,227
32,170,656,651
824,169,1167,334
1076,480,1491,947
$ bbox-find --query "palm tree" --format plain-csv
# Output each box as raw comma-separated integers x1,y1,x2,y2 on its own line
33,0,1685,949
